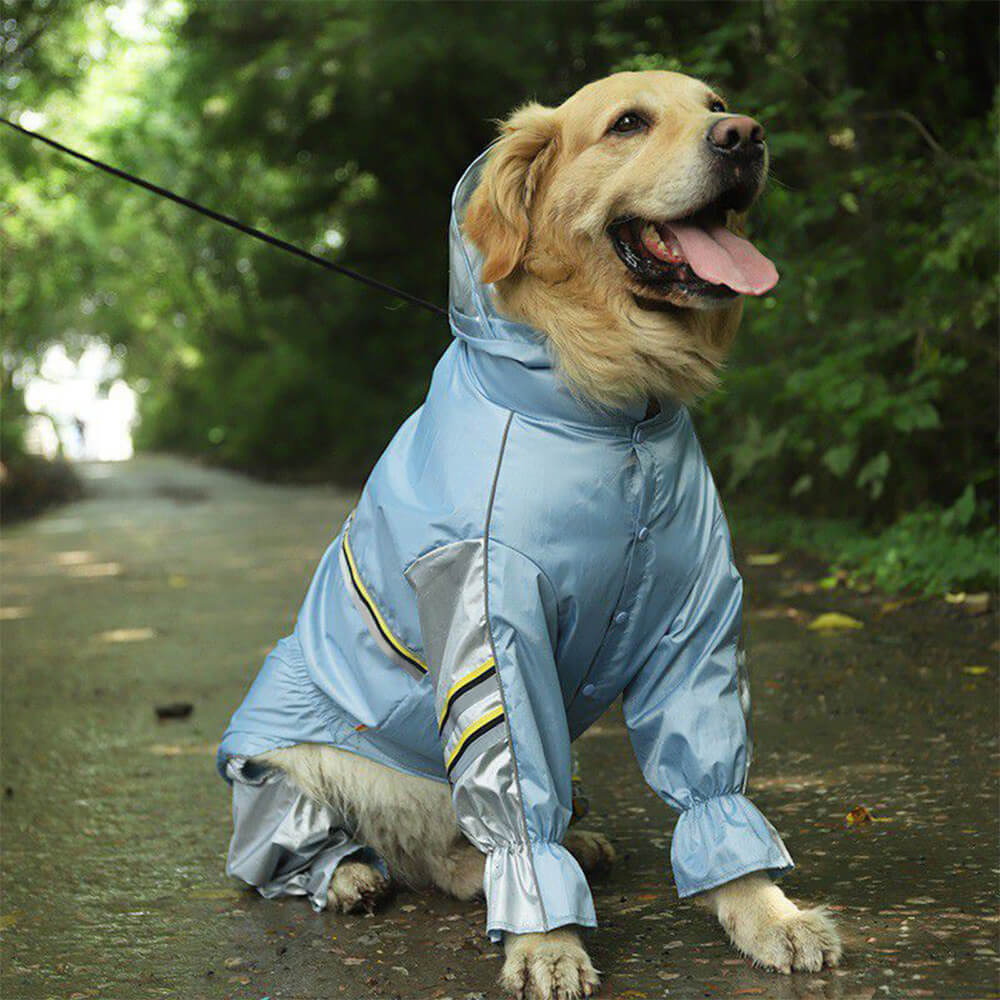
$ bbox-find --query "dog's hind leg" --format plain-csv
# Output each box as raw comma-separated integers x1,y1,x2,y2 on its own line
425,838,487,901
259,744,470,899
327,857,393,914
255,745,610,909
563,828,615,875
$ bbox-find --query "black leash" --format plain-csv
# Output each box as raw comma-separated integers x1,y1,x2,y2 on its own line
1,116,448,319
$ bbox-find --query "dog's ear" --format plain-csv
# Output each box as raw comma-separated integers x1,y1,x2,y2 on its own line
464,102,559,284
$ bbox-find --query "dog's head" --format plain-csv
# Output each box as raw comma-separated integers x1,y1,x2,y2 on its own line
463,70,777,408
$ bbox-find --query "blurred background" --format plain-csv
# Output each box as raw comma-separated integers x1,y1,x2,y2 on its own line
3,0,997,594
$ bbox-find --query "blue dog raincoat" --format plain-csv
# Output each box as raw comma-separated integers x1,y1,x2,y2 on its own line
219,151,793,940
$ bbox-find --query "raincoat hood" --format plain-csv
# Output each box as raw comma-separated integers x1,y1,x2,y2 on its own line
447,150,660,427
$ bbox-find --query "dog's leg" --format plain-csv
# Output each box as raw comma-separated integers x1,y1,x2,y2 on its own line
696,871,842,973
562,829,615,874
425,838,486,901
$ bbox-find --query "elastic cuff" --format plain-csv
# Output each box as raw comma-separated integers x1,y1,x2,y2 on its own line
671,792,793,898
484,841,597,942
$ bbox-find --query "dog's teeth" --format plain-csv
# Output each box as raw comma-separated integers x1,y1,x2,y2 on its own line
641,222,669,257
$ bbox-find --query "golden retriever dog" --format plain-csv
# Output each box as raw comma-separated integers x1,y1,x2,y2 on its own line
260,70,841,999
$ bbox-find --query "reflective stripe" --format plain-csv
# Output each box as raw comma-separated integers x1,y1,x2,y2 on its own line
341,525,427,675
438,657,496,732
445,704,505,775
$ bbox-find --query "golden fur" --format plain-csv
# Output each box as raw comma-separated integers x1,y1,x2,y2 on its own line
463,70,749,409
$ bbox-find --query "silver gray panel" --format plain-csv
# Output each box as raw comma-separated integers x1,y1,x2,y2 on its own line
225,756,382,911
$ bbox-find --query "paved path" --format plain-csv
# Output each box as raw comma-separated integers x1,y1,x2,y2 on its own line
1,456,997,1000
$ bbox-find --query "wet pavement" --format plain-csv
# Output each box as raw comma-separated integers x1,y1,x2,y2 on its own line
2,456,998,1000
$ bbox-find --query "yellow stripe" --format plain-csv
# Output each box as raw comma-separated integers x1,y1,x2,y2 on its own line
445,704,504,770
438,657,496,730
343,525,427,672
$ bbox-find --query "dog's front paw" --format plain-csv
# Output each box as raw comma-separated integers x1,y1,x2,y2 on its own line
732,904,842,973
701,872,842,974
501,928,599,1000
563,829,615,875
327,858,392,915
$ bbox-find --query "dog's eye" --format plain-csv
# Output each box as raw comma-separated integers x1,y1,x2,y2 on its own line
708,99,727,113
609,112,648,135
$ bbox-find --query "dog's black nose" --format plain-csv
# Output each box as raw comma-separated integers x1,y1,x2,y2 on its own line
706,115,765,158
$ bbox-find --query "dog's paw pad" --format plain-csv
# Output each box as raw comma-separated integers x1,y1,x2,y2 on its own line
564,829,616,874
327,859,391,915
501,932,599,1000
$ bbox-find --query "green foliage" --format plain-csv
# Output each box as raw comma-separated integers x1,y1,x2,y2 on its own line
734,491,998,595
2,1,997,592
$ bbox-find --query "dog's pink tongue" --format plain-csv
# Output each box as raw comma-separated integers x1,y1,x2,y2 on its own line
662,221,778,295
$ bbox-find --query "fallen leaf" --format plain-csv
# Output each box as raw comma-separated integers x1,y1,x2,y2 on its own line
963,665,989,675
846,805,873,826
98,627,155,643
69,562,122,578
808,612,864,632
747,552,784,567
879,597,918,616
963,592,991,616
0,606,30,620
56,550,94,566
168,574,188,588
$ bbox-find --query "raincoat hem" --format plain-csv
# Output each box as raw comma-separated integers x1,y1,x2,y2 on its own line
673,855,795,899
485,912,599,942
482,841,597,942
670,792,794,898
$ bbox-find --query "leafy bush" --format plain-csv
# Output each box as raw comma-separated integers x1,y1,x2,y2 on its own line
733,486,998,595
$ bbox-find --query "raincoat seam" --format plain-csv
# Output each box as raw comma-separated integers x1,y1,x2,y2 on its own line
343,518,428,673
623,513,735,735
403,536,482,579
569,467,642,702
482,408,550,933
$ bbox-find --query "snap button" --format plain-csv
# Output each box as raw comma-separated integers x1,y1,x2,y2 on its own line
637,526,650,542
614,611,629,625
581,683,596,697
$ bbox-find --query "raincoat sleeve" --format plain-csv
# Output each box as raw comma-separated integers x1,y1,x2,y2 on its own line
622,519,793,898
406,539,596,941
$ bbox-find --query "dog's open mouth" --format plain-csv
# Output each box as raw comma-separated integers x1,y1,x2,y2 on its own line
609,203,778,309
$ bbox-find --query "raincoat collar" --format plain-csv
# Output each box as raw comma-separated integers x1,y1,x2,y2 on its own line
448,151,679,433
